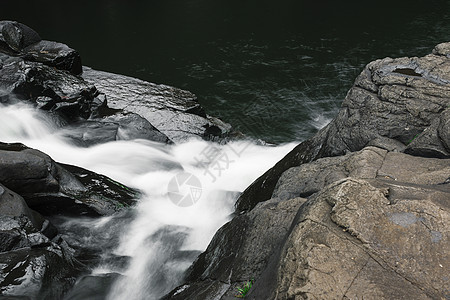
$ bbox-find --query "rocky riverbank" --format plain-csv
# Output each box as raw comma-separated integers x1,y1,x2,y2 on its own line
164,43,450,299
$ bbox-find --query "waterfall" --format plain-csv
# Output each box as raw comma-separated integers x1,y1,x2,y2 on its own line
0,103,296,299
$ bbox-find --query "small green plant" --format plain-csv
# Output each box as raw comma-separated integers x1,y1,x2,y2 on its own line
235,279,254,298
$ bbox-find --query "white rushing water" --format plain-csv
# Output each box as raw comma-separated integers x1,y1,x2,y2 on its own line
0,103,297,299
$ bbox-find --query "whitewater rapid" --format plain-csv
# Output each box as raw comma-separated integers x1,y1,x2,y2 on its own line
0,103,298,299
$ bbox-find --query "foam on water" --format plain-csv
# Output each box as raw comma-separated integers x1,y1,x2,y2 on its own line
0,103,297,299
0,103,59,141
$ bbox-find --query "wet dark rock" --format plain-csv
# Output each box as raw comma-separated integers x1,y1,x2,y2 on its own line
82,66,234,143
60,163,139,210
0,52,173,143
0,187,63,259
0,21,41,53
0,239,78,299
0,213,54,254
22,40,82,75
0,142,135,297
236,42,450,212
0,20,81,75
60,112,172,146
0,185,79,299
0,142,138,217
0,183,44,231
0,145,61,195
0,54,104,120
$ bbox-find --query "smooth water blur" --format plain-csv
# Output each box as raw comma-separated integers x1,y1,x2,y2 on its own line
0,103,296,298
2,0,449,143
0,103,59,141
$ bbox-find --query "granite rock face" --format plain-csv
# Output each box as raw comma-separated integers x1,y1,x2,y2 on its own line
165,43,450,300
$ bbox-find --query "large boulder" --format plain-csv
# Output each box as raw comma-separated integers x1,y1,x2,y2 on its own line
0,142,138,216
236,42,450,212
266,176,448,299
82,66,236,143
166,147,450,299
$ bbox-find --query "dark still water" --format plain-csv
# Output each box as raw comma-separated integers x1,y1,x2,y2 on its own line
2,0,450,143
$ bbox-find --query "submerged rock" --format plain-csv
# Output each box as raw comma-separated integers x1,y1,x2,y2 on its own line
63,273,122,300
59,112,172,146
